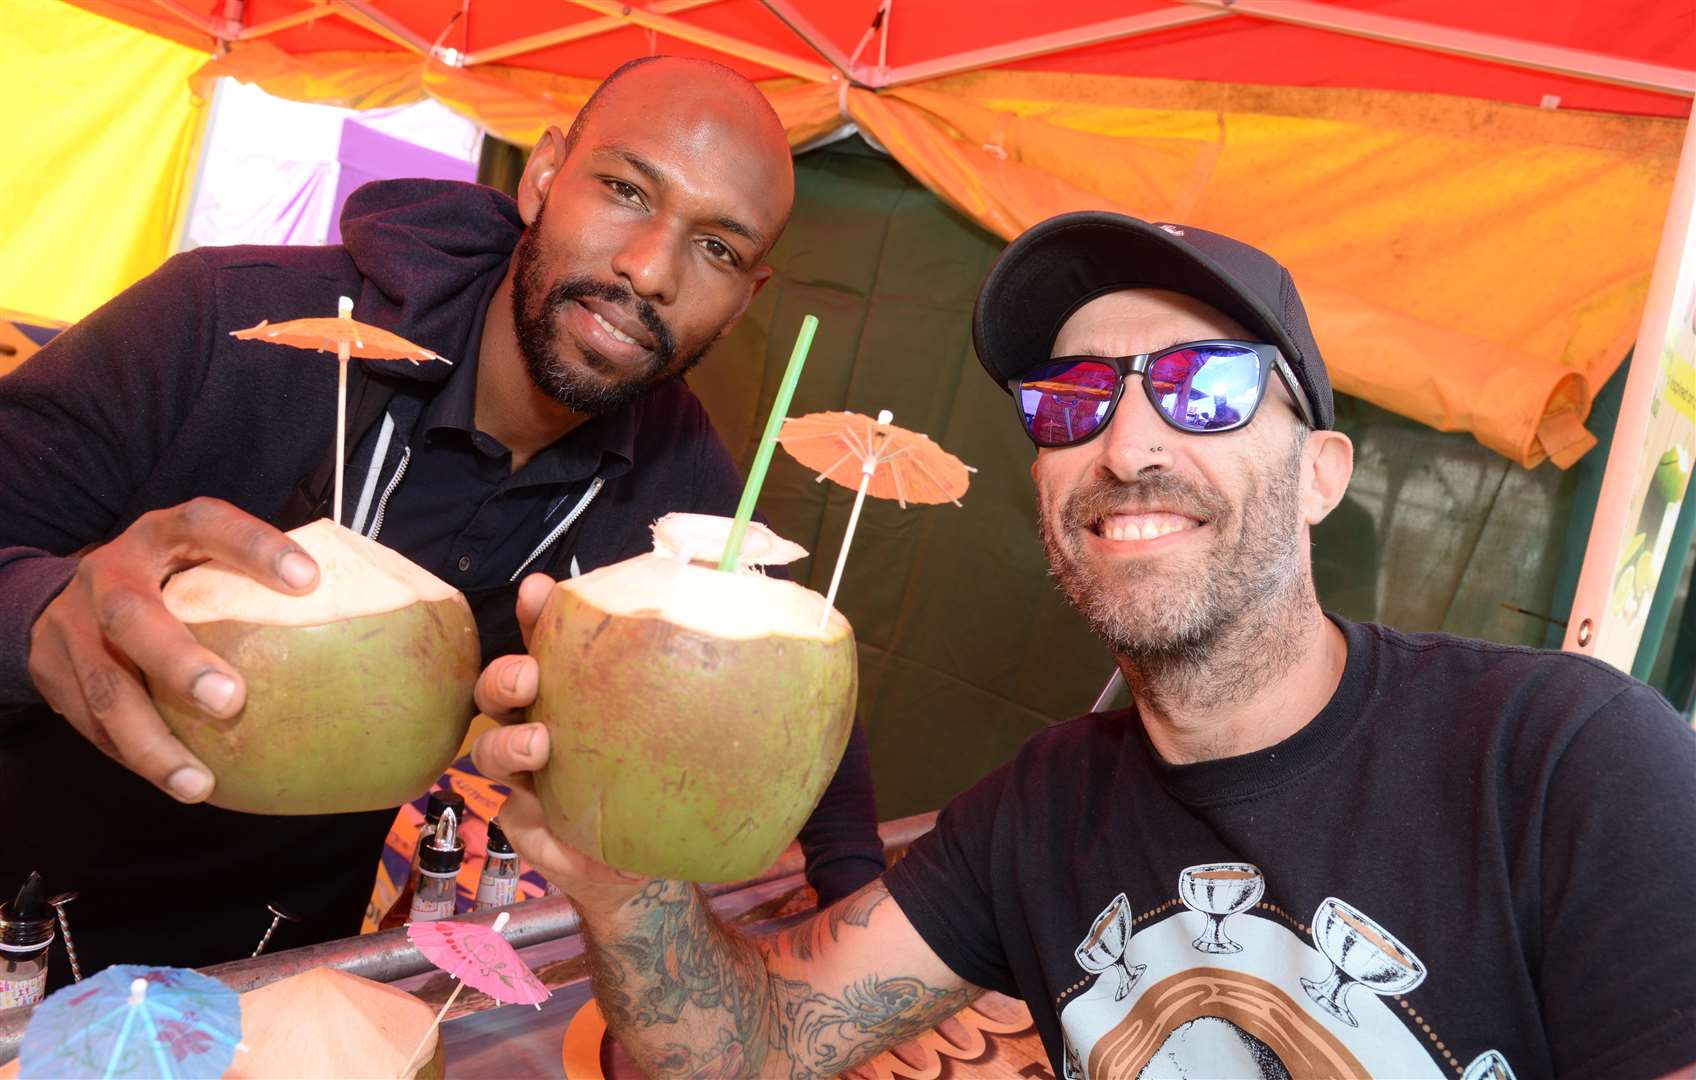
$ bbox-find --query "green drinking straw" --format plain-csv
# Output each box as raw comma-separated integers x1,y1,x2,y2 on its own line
718,314,819,572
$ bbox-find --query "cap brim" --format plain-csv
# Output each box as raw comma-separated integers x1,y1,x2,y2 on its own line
973,212,1307,391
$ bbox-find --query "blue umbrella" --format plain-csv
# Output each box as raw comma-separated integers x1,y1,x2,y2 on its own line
19,965,243,1079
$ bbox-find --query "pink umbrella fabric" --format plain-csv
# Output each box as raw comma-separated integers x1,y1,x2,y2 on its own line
406,912,549,1008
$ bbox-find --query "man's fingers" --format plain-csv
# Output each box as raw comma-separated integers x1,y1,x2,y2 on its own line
516,573,552,651
475,655,538,720
471,722,550,785
91,580,245,720
150,497,318,593
63,632,214,802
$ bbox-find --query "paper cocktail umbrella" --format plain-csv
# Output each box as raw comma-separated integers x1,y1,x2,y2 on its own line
778,409,976,623
400,911,547,1075
19,965,243,1079
230,296,446,527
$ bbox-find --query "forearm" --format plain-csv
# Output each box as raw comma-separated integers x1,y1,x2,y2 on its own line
580,880,782,1079
578,879,979,1080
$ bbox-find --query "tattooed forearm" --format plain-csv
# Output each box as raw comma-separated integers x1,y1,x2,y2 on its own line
771,972,979,1077
584,880,778,1077
580,879,978,1080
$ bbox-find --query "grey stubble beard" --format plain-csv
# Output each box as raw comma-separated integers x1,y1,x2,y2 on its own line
1037,431,1312,718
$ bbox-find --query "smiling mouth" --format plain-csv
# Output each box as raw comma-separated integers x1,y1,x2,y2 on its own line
588,307,643,348
1090,511,1205,542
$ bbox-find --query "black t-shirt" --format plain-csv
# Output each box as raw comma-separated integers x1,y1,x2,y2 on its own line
885,616,1696,1080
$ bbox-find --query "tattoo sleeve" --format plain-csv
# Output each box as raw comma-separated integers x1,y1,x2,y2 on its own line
581,879,979,1080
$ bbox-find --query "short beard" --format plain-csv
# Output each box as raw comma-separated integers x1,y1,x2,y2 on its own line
510,221,712,416
1038,426,1310,707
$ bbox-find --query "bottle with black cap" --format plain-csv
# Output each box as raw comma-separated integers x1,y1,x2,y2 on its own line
380,788,466,930
474,820,521,912
0,872,55,1008
408,808,465,923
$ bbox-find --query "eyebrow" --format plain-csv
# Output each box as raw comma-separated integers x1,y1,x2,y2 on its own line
594,143,766,254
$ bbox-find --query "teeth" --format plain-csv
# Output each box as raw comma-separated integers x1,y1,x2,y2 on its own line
1097,514,1197,542
591,309,639,346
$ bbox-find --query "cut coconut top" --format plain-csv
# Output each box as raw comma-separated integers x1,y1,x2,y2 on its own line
225,966,435,1079
566,552,847,640
651,512,807,567
163,519,461,627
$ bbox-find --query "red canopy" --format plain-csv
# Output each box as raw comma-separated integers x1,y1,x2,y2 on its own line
69,0,1694,117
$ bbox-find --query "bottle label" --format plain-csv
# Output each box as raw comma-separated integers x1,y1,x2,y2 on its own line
475,875,518,911
408,895,455,922
0,970,46,1010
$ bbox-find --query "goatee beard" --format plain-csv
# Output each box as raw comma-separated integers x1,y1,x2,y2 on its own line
1038,441,1309,709
510,225,710,416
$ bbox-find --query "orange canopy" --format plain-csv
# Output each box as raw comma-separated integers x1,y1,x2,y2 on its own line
52,0,1696,466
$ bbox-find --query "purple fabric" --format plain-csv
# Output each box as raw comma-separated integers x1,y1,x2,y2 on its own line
326,120,477,245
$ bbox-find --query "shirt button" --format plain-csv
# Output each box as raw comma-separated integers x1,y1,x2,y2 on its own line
457,555,472,572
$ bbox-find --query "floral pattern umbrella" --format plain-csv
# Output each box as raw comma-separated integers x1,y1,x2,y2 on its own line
19,965,243,1079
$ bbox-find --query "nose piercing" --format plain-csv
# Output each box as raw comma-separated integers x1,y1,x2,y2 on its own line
1150,445,1164,453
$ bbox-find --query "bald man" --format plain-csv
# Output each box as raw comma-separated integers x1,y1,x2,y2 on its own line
0,56,885,978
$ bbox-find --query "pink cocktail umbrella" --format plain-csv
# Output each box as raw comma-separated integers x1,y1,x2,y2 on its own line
398,911,548,1075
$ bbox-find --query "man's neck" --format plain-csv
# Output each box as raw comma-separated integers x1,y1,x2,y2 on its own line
475,272,589,472
1120,594,1348,766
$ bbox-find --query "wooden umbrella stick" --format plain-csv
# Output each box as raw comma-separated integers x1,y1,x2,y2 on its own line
399,980,463,1079
821,465,873,629
334,295,354,528
820,409,892,628
335,351,348,527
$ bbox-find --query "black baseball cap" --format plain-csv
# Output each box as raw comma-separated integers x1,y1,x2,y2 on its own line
973,211,1334,430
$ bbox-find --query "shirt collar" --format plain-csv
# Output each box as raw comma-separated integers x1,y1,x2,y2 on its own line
417,343,642,486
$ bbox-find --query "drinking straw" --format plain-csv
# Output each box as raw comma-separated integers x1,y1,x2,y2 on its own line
718,315,819,572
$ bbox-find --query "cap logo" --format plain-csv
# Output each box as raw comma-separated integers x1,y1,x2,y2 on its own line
1156,224,1185,236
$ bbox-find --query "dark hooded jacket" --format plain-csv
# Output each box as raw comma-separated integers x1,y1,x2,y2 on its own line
0,180,882,979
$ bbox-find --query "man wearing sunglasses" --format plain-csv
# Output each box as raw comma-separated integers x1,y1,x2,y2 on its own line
471,212,1696,1079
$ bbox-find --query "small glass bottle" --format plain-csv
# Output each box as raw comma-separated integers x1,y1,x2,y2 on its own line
0,872,55,1009
408,808,465,923
381,789,466,931
474,820,521,912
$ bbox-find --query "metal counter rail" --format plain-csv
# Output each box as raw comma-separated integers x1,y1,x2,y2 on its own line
0,810,935,1063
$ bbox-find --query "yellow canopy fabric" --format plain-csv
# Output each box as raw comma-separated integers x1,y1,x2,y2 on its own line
0,0,207,326
189,46,1682,467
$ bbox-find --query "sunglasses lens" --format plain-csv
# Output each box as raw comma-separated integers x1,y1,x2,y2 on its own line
1016,360,1119,446
1149,345,1264,432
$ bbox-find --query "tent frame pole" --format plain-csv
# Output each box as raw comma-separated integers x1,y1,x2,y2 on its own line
557,0,834,82
757,0,859,80
1185,0,1694,97
876,7,1228,87
466,0,727,67
331,0,436,58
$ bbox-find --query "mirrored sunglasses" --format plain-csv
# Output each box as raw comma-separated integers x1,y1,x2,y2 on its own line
1010,340,1308,448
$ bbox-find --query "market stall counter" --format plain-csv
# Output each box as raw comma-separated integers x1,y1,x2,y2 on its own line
0,812,1050,1078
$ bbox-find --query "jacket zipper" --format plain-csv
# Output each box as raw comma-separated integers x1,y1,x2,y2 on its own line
510,476,605,582
365,446,411,542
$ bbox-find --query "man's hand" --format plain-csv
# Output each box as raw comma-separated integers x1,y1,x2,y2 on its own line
473,573,652,913
26,497,318,803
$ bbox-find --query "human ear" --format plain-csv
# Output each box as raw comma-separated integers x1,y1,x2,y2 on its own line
1300,429,1354,525
517,126,568,225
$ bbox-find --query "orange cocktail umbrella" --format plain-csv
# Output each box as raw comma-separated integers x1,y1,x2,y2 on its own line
230,297,447,526
778,409,975,625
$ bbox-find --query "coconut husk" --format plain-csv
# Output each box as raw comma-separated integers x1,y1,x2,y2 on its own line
224,967,442,1079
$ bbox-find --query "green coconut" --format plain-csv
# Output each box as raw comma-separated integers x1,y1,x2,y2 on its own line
528,514,857,881
155,519,479,815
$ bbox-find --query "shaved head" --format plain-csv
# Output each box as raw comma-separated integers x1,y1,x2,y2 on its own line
505,54,794,416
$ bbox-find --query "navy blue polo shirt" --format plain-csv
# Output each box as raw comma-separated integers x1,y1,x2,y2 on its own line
374,345,638,593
